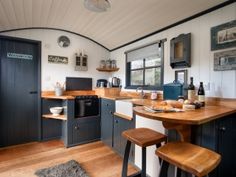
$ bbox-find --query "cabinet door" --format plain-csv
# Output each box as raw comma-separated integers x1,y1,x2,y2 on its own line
218,114,236,177
101,99,114,147
72,117,100,145
113,115,135,161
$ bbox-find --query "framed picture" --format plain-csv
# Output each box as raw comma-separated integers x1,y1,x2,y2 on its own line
175,70,187,85
48,55,68,64
211,20,236,51
214,49,236,71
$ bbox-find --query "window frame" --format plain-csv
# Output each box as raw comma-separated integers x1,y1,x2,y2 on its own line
125,42,164,90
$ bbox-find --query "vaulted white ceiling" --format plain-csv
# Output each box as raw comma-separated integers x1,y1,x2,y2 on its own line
0,0,229,50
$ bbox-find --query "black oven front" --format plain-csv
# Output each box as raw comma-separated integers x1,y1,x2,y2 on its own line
75,95,99,118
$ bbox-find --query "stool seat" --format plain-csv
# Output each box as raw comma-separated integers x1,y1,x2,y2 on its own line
122,128,167,147
156,142,221,177
122,128,167,177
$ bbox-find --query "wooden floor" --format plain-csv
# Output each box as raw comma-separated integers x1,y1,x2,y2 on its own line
0,140,137,177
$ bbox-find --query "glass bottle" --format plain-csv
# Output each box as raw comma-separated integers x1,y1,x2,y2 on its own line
188,77,195,102
198,82,205,106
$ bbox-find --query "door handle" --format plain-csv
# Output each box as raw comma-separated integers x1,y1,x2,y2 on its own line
29,91,38,94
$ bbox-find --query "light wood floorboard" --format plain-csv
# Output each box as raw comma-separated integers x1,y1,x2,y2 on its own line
0,140,137,177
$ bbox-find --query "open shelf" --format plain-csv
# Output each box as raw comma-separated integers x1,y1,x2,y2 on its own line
96,67,119,72
42,114,67,121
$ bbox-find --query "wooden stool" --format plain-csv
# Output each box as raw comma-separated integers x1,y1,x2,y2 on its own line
155,142,221,177
122,128,167,177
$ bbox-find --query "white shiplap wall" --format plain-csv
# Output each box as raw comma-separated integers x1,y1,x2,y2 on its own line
111,4,236,98
1,29,110,90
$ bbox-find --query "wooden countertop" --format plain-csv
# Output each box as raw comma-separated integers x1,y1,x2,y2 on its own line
41,90,96,100
100,95,132,100
133,105,236,125
41,95,75,100
41,90,132,100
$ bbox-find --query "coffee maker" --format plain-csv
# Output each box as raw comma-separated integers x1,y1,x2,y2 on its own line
96,79,108,88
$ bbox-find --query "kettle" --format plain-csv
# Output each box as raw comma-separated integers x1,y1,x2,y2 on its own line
111,77,120,87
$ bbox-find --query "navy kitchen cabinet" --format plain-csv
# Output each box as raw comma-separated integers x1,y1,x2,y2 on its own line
71,116,101,146
217,114,236,177
42,97,101,148
113,115,135,161
185,113,236,177
101,98,115,147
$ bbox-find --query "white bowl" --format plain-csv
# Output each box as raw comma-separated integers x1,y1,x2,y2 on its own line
50,107,63,116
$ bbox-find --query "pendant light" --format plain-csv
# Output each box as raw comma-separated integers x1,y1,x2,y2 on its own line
84,0,111,12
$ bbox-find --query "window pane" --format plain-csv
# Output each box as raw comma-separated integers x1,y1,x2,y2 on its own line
145,67,161,86
145,56,161,67
131,70,143,85
130,59,143,69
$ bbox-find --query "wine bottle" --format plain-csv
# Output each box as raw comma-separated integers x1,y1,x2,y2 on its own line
198,82,205,106
188,77,195,102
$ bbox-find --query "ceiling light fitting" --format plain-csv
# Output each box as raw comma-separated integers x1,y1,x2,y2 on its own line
84,0,111,13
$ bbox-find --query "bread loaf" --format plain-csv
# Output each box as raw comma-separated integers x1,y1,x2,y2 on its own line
165,100,183,109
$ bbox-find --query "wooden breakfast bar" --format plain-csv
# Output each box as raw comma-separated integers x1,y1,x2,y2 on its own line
133,104,236,177
133,105,236,142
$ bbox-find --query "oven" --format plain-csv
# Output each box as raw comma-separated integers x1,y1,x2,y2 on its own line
75,95,99,118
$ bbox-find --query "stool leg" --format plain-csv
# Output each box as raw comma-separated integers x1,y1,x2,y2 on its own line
158,160,169,177
176,167,182,177
122,140,131,177
141,147,146,177
156,143,162,165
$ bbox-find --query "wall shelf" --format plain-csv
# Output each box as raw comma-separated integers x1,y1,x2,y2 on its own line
96,67,119,72
42,114,67,121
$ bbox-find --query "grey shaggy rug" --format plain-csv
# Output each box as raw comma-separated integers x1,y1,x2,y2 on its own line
35,160,89,177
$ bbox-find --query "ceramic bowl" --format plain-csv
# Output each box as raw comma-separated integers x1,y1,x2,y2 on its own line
50,107,63,116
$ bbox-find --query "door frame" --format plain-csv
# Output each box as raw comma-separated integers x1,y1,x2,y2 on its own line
0,35,42,141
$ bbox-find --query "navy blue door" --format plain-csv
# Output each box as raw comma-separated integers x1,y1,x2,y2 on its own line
0,36,40,147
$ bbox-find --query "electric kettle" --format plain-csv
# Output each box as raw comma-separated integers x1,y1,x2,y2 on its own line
111,77,120,87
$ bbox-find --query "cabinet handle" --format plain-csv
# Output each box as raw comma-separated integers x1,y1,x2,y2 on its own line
29,91,38,94
75,126,79,130
219,126,226,132
106,104,109,106
110,111,113,114
115,120,119,123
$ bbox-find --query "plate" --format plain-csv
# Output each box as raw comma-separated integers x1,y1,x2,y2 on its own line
144,106,184,113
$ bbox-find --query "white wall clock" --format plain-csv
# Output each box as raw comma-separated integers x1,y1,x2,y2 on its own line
57,35,70,48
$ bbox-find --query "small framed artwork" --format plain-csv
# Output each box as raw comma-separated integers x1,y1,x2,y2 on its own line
175,70,187,85
211,20,236,51
48,55,68,64
214,49,236,71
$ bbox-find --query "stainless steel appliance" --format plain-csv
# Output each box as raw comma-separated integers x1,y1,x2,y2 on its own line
75,95,99,118
111,77,120,87
96,79,108,88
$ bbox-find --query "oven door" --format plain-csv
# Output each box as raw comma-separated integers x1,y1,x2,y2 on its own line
75,98,99,118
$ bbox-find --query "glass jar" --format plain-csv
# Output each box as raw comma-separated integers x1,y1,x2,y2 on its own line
105,59,111,68
111,60,117,68
100,60,106,68
150,91,157,100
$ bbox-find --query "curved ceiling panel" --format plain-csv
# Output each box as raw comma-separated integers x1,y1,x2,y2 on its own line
0,0,230,50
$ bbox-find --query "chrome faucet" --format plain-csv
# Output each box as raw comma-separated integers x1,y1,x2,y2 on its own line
136,87,145,99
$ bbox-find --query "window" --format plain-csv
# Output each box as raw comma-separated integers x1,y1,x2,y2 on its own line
125,42,164,90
